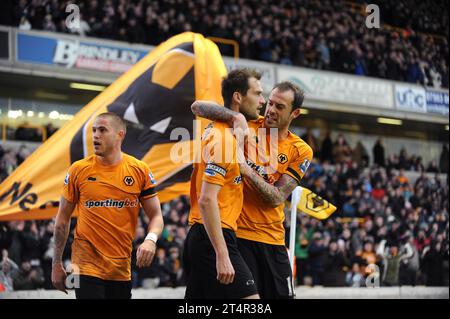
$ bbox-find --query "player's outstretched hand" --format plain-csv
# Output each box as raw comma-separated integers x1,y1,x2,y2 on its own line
136,240,156,268
51,262,68,294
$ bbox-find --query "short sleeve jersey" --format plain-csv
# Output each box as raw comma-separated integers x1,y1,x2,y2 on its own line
63,153,157,281
189,121,243,231
236,117,313,245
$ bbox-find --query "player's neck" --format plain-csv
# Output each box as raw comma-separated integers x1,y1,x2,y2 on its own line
230,104,240,119
278,127,289,141
263,122,290,141
97,150,123,166
267,126,288,141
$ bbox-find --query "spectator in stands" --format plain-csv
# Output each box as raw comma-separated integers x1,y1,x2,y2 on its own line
0,157,10,183
166,245,183,287
320,130,333,163
376,239,414,286
421,240,447,286
332,134,352,164
39,221,55,290
371,182,386,201
398,148,409,170
16,144,30,166
399,233,420,286
152,247,171,287
302,128,320,157
439,144,449,173
295,225,313,286
0,250,19,292
128,17,145,43
361,241,377,267
43,14,56,32
427,160,440,173
21,221,41,262
373,138,386,167
4,221,24,265
18,15,31,30
2,150,17,180
308,232,327,286
13,259,45,290
352,141,369,168
406,56,425,85
345,262,365,287
316,34,330,69
323,240,349,286
412,156,425,172
396,169,409,187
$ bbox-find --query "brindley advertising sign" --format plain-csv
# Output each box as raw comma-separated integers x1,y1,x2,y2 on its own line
16,32,148,73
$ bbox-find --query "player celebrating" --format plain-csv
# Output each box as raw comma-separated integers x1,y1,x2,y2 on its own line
192,81,313,299
184,69,265,299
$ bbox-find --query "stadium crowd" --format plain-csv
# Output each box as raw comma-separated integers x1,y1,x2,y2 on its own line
1,133,448,291
1,0,448,88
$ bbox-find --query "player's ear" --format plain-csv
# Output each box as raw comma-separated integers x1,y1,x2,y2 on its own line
118,129,126,139
291,107,301,120
232,91,242,105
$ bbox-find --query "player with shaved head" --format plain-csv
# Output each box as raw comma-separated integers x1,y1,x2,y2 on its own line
51,112,164,299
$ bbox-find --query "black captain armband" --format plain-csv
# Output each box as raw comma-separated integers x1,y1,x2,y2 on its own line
140,187,156,197
286,168,302,185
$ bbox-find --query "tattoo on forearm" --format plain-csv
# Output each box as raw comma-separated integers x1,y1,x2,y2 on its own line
53,222,69,265
275,175,299,199
197,103,237,122
245,172,299,206
245,170,283,206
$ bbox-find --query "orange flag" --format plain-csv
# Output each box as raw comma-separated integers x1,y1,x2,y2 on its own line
0,32,226,221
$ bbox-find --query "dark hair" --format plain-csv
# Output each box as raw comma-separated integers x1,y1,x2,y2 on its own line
272,81,305,111
96,112,126,133
221,68,261,108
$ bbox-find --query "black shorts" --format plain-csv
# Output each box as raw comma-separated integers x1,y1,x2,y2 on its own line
237,238,295,299
183,223,258,299
75,275,132,299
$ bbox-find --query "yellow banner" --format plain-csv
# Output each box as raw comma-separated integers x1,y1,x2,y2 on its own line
297,188,337,220
0,32,226,221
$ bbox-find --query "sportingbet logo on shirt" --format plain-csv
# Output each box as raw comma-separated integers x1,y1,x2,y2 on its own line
84,198,139,209
247,159,276,184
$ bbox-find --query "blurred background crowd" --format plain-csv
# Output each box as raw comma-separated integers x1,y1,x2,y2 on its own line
1,0,448,88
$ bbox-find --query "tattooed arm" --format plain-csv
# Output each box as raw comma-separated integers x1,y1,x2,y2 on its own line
51,196,75,293
191,100,248,133
191,100,238,122
240,164,299,208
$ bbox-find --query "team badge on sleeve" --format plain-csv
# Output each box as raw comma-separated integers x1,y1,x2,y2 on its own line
299,159,311,174
64,173,70,185
149,172,156,185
